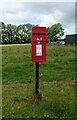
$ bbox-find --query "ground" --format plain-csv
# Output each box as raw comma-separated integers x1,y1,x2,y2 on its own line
2,44,76,119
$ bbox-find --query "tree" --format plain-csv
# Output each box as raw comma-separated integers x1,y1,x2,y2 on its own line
0,22,64,44
7,24,18,44
25,23,32,43
0,22,7,44
47,23,64,42
17,23,32,43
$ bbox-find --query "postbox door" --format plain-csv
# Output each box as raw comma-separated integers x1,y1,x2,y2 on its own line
31,41,46,62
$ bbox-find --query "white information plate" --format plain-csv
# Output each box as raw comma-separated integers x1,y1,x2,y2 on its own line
36,44,42,56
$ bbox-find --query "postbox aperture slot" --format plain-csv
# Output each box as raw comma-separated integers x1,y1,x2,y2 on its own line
33,33,46,35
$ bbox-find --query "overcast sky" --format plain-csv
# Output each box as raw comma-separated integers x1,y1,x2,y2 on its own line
0,0,77,37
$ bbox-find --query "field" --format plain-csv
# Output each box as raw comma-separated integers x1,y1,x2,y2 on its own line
2,44,76,119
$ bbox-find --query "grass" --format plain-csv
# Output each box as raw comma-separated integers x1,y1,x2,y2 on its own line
2,44,75,83
2,81,75,118
2,44,76,119
2,44,33,83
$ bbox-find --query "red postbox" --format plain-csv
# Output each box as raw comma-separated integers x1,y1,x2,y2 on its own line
31,26,46,62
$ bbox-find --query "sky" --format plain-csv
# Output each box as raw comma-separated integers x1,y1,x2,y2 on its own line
0,0,77,37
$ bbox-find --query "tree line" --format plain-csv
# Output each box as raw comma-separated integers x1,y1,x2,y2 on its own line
0,22,64,44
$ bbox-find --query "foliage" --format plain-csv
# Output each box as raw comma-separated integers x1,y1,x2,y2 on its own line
47,23,64,42
0,22,7,43
0,22,64,44
0,22,33,44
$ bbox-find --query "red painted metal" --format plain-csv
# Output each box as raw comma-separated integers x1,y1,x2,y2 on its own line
31,26,46,62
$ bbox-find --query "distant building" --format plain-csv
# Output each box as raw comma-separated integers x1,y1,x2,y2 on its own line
65,34,77,45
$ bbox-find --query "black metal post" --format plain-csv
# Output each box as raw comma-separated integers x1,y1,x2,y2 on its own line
35,62,39,95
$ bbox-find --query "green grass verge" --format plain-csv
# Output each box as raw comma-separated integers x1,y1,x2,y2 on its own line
2,81,75,118
2,44,75,83
2,44,76,118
